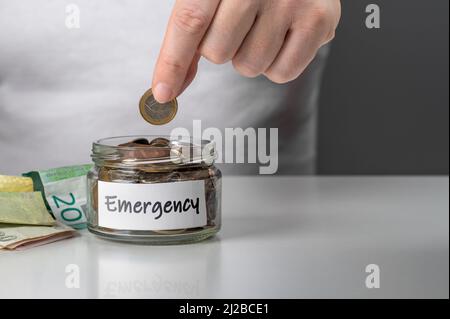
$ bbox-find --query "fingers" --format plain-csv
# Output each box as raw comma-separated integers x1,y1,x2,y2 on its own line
232,8,290,78
263,28,321,84
199,0,258,64
260,0,339,84
179,52,201,95
152,0,220,103
263,5,336,84
153,0,341,97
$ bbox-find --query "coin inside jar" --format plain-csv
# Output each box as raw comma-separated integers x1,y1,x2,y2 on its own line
118,138,171,160
139,88,178,125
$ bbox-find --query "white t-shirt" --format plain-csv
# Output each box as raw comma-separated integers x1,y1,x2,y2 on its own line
0,0,329,175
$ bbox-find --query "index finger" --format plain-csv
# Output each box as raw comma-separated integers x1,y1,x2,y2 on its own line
152,0,220,103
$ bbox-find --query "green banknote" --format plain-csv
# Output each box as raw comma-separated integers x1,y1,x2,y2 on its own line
0,192,55,226
23,164,93,229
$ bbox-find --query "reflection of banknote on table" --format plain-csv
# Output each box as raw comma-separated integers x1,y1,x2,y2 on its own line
0,221,76,250
23,165,93,229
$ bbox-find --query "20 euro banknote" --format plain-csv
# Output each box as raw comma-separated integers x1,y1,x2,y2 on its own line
23,165,93,229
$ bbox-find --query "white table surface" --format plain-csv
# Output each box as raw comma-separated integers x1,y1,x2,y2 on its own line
1,176,448,299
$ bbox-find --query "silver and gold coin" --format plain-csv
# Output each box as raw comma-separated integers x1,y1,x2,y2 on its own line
139,88,178,125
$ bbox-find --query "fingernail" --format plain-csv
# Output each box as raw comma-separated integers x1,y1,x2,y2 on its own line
153,83,173,103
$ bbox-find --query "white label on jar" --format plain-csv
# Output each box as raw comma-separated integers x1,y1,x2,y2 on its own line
97,180,207,231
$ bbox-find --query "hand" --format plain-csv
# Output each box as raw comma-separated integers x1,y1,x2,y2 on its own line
152,0,341,103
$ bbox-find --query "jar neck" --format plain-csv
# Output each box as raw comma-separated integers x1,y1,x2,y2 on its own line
93,159,213,172
91,136,217,170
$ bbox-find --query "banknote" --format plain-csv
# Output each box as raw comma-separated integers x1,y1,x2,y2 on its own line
0,192,55,226
0,221,76,250
23,164,93,229
0,175,33,192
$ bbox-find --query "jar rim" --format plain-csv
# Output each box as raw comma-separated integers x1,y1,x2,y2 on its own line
92,135,216,168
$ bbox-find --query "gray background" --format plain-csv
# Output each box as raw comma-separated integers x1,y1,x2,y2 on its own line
318,0,449,174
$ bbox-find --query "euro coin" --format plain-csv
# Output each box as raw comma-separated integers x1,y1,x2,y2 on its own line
139,88,178,125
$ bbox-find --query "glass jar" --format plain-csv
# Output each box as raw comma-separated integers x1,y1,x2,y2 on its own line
86,135,221,244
